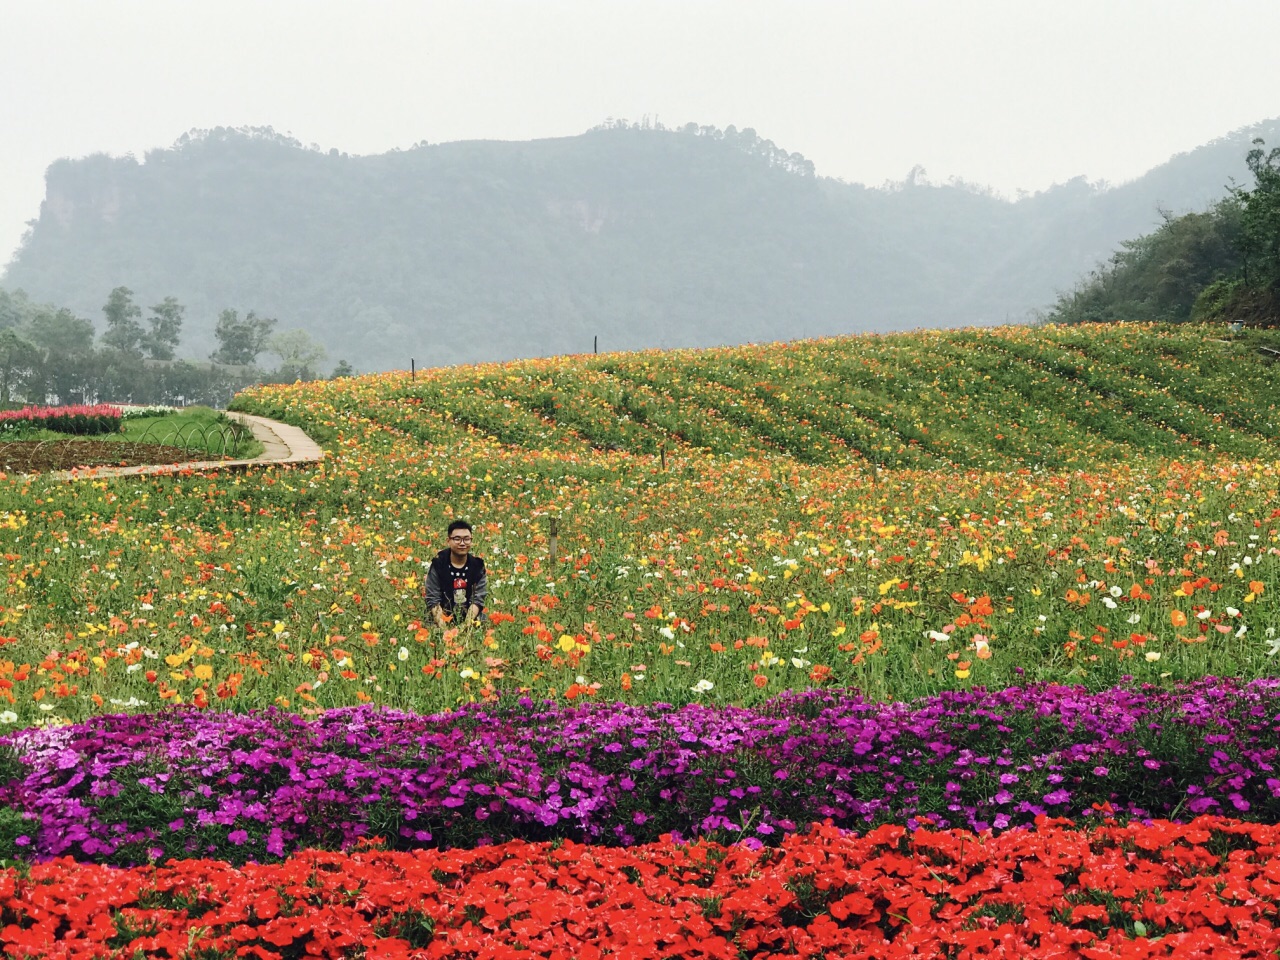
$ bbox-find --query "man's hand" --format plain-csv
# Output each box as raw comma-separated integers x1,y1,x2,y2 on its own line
466,604,480,626
431,607,448,629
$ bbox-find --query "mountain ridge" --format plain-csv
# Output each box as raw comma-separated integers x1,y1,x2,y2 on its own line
5,117,1279,371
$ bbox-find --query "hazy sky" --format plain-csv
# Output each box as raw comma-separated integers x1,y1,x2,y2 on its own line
3,0,1280,269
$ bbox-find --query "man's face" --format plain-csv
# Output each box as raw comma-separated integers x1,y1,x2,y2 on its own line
448,529,473,557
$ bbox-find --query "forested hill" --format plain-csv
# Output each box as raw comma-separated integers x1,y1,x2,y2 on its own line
5,119,1279,371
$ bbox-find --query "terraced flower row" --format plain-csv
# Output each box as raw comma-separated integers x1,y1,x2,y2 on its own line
3,817,1280,959
2,677,1278,865
356,323,1280,468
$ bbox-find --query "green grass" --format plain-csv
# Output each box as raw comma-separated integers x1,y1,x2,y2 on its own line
10,407,263,460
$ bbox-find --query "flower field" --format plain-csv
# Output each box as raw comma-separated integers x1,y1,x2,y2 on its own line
1,324,1277,722
1,321,1279,955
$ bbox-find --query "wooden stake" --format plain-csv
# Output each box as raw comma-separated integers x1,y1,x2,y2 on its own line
549,517,559,564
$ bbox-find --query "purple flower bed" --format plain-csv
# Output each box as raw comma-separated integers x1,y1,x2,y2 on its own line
3,677,1280,865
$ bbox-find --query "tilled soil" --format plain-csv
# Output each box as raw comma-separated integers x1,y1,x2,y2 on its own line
0,440,199,473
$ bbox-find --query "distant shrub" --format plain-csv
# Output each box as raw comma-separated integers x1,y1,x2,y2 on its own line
119,404,180,420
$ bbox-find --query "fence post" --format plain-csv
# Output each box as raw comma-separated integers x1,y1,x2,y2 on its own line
549,517,559,565
411,358,415,382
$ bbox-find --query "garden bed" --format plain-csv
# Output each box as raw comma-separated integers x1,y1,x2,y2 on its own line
4,678,1279,865
1,817,1277,958
0,439,198,473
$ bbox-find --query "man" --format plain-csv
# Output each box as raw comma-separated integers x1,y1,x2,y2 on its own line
425,520,487,627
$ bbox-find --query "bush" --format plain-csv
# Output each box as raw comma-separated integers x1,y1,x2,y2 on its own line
1193,277,1280,325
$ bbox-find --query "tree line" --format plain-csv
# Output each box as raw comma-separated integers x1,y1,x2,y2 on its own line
590,117,818,178
0,286,353,408
1045,139,1280,326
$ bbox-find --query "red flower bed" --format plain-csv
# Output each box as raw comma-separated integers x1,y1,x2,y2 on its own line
0,404,121,436
3,817,1280,958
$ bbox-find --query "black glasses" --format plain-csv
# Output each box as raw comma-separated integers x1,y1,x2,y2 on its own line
449,536,473,544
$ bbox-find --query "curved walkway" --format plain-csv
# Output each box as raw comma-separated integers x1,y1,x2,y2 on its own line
49,412,324,481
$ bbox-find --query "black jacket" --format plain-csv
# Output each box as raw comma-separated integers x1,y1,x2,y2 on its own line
424,550,487,615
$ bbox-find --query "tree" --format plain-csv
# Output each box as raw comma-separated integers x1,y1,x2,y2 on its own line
101,286,146,356
0,289,31,331
144,296,184,360
267,328,327,380
0,328,39,404
331,359,355,378
1233,139,1280,291
1192,140,1280,325
210,309,276,365
26,306,95,357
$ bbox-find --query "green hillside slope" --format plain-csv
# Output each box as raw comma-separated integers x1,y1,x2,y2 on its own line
241,322,1280,472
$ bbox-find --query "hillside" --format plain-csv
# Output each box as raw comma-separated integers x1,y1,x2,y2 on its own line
5,119,1280,371
1045,137,1280,327
239,322,1280,473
